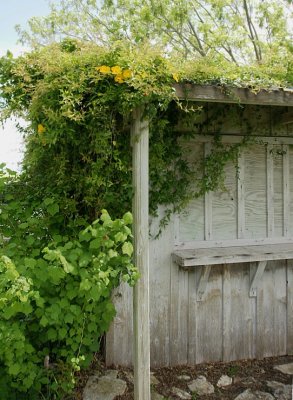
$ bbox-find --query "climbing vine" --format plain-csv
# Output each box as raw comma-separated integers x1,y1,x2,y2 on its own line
0,40,292,397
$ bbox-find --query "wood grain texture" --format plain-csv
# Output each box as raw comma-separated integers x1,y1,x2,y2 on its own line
287,260,293,355
257,261,287,358
273,151,283,237
266,145,274,237
169,264,189,364
195,265,223,363
223,264,255,361
131,108,150,400
106,283,133,366
149,209,173,366
212,160,237,240
283,145,290,237
174,84,293,107
237,152,245,239
173,243,293,267
244,146,267,238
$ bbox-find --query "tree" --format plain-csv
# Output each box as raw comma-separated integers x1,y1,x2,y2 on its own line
16,0,292,65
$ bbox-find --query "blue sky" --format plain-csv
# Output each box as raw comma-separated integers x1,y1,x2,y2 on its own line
0,0,51,169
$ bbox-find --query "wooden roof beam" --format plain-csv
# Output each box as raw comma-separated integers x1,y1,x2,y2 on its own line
174,84,293,107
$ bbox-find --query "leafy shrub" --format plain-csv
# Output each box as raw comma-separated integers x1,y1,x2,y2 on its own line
0,166,137,398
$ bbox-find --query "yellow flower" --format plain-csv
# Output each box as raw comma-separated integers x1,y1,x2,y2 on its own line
122,69,132,79
111,66,122,75
37,124,46,134
114,74,124,83
96,65,111,74
172,73,180,82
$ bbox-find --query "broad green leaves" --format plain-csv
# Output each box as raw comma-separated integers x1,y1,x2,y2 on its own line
0,171,136,399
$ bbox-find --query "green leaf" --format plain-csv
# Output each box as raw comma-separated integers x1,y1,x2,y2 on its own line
123,212,133,225
114,232,127,243
80,279,91,291
47,203,59,216
122,241,133,256
60,255,75,274
89,238,101,249
40,315,49,327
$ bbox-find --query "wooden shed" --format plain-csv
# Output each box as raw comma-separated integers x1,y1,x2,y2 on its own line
106,84,293,367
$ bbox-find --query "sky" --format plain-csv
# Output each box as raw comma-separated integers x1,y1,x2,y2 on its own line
0,0,51,170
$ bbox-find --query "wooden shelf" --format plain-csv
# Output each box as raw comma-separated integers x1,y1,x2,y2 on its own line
172,243,293,268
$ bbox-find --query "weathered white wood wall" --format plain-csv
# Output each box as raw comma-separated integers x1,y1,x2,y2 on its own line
106,104,293,366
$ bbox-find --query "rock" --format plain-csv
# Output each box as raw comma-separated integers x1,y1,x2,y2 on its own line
83,374,127,400
188,375,214,395
151,390,165,400
274,363,293,375
150,372,159,385
217,374,233,387
123,371,134,383
178,375,191,381
233,376,257,386
234,389,274,400
266,380,292,400
171,387,192,399
104,369,118,379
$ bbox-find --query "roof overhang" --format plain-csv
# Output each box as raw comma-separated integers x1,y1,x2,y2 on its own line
174,84,293,107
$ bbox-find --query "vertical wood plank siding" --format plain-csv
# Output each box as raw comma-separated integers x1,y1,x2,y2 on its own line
106,105,293,367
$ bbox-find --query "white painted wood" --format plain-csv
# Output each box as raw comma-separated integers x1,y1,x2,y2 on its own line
237,152,245,239
283,145,290,237
266,145,274,237
204,143,212,240
173,243,293,267
131,107,150,400
249,261,267,297
196,265,212,301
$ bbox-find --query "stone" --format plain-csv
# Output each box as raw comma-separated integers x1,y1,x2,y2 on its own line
217,374,233,387
151,390,165,400
274,363,293,375
150,372,160,385
266,380,292,400
188,375,215,395
234,389,274,400
171,387,192,399
233,376,257,386
104,369,118,379
178,375,191,381
83,374,127,400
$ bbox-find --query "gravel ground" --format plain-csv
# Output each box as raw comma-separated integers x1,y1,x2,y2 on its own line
71,354,293,399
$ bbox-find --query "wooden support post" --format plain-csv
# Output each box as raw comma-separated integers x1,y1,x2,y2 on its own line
131,107,150,400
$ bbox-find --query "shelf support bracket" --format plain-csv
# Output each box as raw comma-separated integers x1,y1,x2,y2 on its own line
249,261,267,297
197,265,212,302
